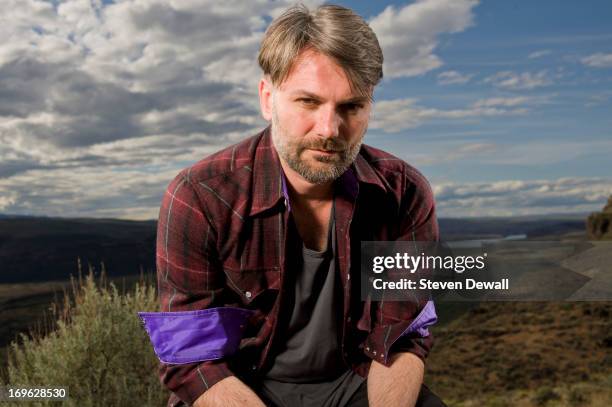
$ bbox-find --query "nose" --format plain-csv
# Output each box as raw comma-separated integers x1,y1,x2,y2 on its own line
314,105,341,139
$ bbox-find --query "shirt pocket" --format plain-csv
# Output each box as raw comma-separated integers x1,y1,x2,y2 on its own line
223,267,280,306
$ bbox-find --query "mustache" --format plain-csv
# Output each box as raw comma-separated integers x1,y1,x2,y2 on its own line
300,138,348,152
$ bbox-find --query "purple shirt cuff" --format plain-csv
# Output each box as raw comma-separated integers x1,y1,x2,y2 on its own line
138,307,254,364
400,300,437,338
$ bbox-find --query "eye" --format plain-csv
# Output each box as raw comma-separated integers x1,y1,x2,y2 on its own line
340,103,364,113
297,98,319,107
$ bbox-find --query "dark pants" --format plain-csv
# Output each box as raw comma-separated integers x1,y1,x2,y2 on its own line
258,380,447,407
345,381,446,407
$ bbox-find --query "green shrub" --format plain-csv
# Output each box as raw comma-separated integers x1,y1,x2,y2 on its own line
5,270,168,407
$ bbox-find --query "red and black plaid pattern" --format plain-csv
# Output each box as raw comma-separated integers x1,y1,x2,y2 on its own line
156,126,439,406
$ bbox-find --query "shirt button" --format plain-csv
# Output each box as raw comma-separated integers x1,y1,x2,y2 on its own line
347,316,351,323
373,350,377,356
347,274,351,281
245,291,252,299
251,364,257,370
365,346,370,352
380,354,385,359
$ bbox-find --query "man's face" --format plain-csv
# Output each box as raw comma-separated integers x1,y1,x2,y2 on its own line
260,49,372,184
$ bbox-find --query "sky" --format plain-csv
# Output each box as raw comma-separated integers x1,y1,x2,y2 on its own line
0,0,611,219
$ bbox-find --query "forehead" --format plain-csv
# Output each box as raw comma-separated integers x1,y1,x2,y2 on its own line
278,49,357,100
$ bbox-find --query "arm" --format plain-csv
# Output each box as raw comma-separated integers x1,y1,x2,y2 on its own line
361,166,438,390
193,376,265,407
367,352,424,407
157,172,264,405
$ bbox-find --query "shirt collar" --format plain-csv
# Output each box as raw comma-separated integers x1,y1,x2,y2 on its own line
248,127,387,217
351,152,387,192
249,127,285,217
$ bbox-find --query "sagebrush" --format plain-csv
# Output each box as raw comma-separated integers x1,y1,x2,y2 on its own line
5,270,168,407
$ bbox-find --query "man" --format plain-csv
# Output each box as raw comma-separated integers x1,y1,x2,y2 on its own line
152,4,443,407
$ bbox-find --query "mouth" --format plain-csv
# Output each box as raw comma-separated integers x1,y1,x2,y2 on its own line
308,148,340,156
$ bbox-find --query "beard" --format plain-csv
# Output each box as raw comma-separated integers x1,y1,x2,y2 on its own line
271,105,364,185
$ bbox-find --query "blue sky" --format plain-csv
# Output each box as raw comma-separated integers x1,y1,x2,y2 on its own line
348,0,612,181
0,0,610,218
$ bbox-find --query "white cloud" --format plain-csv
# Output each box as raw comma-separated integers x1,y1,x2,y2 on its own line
483,70,553,90
401,138,612,171
433,177,612,217
4,1,603,221
586,92,612,107
371,96,532,132
0,0,479,177
0,164,180,220
416,142,497,166
581,52,612,68
0,0,484,219
528,49,552,59
471,96,531,108
1,0,333,218
0,191,17,211
477,140,612,166
0,0,292,154
437,70,473,85
369,0,478,78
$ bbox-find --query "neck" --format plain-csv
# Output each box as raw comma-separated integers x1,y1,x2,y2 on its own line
279,158,333,204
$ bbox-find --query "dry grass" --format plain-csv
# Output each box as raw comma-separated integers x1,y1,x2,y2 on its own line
426,302,612,406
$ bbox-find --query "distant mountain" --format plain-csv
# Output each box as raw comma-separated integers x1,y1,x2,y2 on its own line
439,215,586,241
0,217,156,284
0,214,587,284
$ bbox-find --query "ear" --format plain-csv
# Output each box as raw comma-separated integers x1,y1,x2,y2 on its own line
258,76,273,121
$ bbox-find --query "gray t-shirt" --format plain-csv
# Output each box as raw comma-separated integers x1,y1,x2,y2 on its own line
260,203,364,407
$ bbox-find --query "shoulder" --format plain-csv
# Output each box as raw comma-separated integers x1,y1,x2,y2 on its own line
359,145,438,240
164,129,264,196
161,129,264,221
179,131,262,185
359,144,433,196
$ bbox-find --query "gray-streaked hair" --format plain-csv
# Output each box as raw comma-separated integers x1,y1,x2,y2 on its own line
258,4,383,98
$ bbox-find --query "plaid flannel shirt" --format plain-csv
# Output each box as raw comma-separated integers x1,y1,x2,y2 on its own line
156,126,439,406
